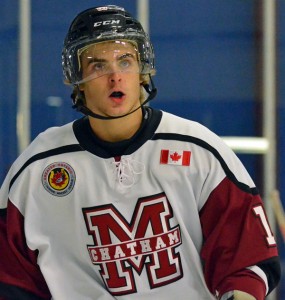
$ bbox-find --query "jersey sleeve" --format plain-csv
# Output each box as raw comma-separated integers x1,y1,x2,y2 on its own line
0,190,51,299
199,176,281,300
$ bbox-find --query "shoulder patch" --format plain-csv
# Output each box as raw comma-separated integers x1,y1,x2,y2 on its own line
42,162,76,197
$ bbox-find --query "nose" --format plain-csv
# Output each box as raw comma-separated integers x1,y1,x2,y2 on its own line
109,70,122,83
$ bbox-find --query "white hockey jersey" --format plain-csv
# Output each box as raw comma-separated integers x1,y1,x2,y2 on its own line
0,108,280,299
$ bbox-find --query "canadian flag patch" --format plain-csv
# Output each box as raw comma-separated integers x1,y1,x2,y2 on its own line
160,150,191,166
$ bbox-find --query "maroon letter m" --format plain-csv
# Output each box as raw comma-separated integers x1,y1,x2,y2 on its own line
82,193,183,296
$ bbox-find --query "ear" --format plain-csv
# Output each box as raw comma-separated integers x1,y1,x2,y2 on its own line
139,74,144,84
79,83,85,91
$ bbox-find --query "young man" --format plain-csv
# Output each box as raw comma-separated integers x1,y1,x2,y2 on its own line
0,5,281,300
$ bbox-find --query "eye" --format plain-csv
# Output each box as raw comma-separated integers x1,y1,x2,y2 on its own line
91,62,106,72
119,59,131,69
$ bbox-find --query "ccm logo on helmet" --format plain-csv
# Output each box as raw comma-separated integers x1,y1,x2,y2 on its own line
94,20,120,27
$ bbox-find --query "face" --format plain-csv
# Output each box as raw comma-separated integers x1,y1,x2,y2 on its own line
79,41,142,118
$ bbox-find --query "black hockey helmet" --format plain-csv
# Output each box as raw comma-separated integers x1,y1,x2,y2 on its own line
62,5,155,85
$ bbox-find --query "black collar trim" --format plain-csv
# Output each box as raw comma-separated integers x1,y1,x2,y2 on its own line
73,107,162,158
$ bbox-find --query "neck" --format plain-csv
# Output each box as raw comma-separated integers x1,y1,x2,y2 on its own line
88,108,143,142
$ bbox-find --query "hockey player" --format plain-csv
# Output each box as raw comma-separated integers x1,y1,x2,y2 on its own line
0,5,281,300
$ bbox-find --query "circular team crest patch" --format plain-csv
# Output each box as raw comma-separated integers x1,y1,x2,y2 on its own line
42,162,76,197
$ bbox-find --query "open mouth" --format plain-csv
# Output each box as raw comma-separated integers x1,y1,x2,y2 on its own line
110,91,125,98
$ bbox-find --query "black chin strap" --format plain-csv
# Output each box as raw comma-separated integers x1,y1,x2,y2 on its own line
71,76,157,120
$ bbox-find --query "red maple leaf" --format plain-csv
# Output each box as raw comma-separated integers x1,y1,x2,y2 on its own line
170,152,181,162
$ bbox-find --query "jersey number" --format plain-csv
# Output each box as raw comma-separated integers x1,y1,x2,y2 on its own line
253,205,276,246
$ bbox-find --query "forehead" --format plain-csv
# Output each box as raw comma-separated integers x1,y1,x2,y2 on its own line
80,40,138,58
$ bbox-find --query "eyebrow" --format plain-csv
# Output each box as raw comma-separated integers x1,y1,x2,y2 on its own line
85,57,106,66
85,52,136,64
117,53,136,60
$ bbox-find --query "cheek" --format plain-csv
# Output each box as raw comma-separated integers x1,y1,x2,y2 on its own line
82,82,102,100
130,76,142,94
